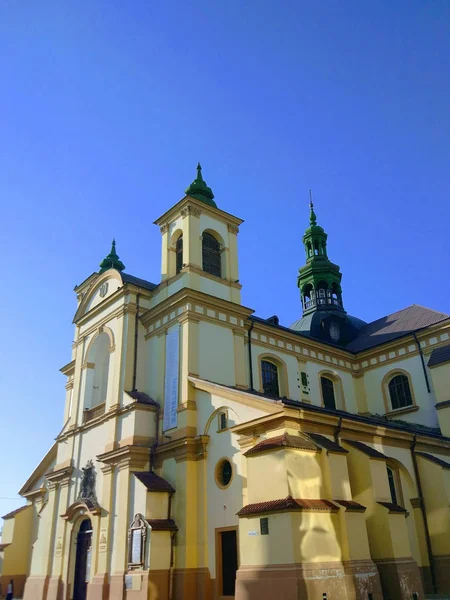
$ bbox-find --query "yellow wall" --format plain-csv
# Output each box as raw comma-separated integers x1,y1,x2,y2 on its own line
1,506,33,577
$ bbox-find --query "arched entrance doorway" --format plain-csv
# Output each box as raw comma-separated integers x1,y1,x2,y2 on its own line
73,519,92,600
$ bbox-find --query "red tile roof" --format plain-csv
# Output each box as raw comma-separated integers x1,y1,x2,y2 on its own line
1,505,29,520
377,502,408,514
147,519,178,531
307,433,348,454
133,472,175,493
416,452,450,469
244,433,319,457
333,499,366,512
237,496,338,516
343,440,388,460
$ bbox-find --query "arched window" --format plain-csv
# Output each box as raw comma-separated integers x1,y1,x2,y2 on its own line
386,466,398,505
388,374,412,410
202,232,221,277
321,376,336,410
261,360,279,397
84,332,111,410
176,235,183,274
314,240,319,255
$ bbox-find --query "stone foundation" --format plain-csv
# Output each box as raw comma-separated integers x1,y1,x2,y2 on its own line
46,576,63,600
0,574,27,599
22,575,50,600
148,569,169,600
343,559,383,600
434,554,450,595
172,567,212,600
87,573,109,600
419,565,433,595
374,556,424,600
235,560,383,600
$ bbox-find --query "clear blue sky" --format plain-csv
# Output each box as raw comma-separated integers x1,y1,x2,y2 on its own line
1,1,449,519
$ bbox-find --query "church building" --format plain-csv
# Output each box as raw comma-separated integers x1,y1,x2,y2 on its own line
4,165,450,600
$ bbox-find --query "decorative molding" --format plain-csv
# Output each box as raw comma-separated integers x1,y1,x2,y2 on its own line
160,224,169,234
181,205,202,218
227,224,239,234
81,361,95,370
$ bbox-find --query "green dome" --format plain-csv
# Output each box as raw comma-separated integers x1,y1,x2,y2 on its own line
185,163,217,208
99,239,125,273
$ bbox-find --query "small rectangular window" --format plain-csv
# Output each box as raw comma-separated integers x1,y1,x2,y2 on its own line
218,412,227,431
412,594,418,600
322,594,328,600
368,594,373,600
260,517,269,535
301,372,308,387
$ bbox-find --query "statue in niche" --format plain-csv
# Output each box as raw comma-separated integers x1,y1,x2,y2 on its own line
78,460,97,503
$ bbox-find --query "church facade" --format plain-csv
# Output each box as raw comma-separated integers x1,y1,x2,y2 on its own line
6,165,450,600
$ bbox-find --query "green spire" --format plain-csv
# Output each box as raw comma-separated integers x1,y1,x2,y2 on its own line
309,190,317,226
297,194,344,315
184,163,217,208
99,239,126,273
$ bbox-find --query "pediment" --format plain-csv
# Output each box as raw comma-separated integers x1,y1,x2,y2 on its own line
73,270,123,323
20,443,57,497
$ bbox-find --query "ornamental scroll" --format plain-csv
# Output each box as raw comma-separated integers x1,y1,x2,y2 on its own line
127,513,147,568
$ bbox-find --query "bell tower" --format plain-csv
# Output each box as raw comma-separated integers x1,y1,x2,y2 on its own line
154,164,243,304
297,196,344,315
292,195,366,345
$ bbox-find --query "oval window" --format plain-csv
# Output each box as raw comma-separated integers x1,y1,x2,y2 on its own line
329,322,340,342
216,459,233,489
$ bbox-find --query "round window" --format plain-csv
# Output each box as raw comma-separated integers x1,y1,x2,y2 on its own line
215,459,233,489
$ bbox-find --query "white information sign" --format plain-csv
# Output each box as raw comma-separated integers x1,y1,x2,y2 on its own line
163,327,180,431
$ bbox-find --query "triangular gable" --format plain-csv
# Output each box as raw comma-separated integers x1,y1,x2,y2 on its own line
19,443,57,497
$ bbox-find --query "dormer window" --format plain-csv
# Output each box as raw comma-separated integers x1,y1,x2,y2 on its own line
202,232,221,278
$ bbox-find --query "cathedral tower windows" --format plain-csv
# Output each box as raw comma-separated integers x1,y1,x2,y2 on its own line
202,231,222,278
175,234,183,274
83,331,113,412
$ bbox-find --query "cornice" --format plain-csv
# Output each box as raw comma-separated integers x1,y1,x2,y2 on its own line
153,195,243,228
153,434,210,464
140,287,253,329
60,360,76,376
97,445,150,470
46,464,74,485
56,400,157,442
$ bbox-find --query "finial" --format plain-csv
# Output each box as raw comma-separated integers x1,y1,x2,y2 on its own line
309,190,317,226
184,162,217,208
99,238,126,273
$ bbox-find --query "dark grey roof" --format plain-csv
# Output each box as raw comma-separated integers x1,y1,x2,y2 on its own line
342,439,388,460
428,344,450,368
345,305,449,353
121,272,158,291
307,433,348,454
133,471,175,492
126,390,159,406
